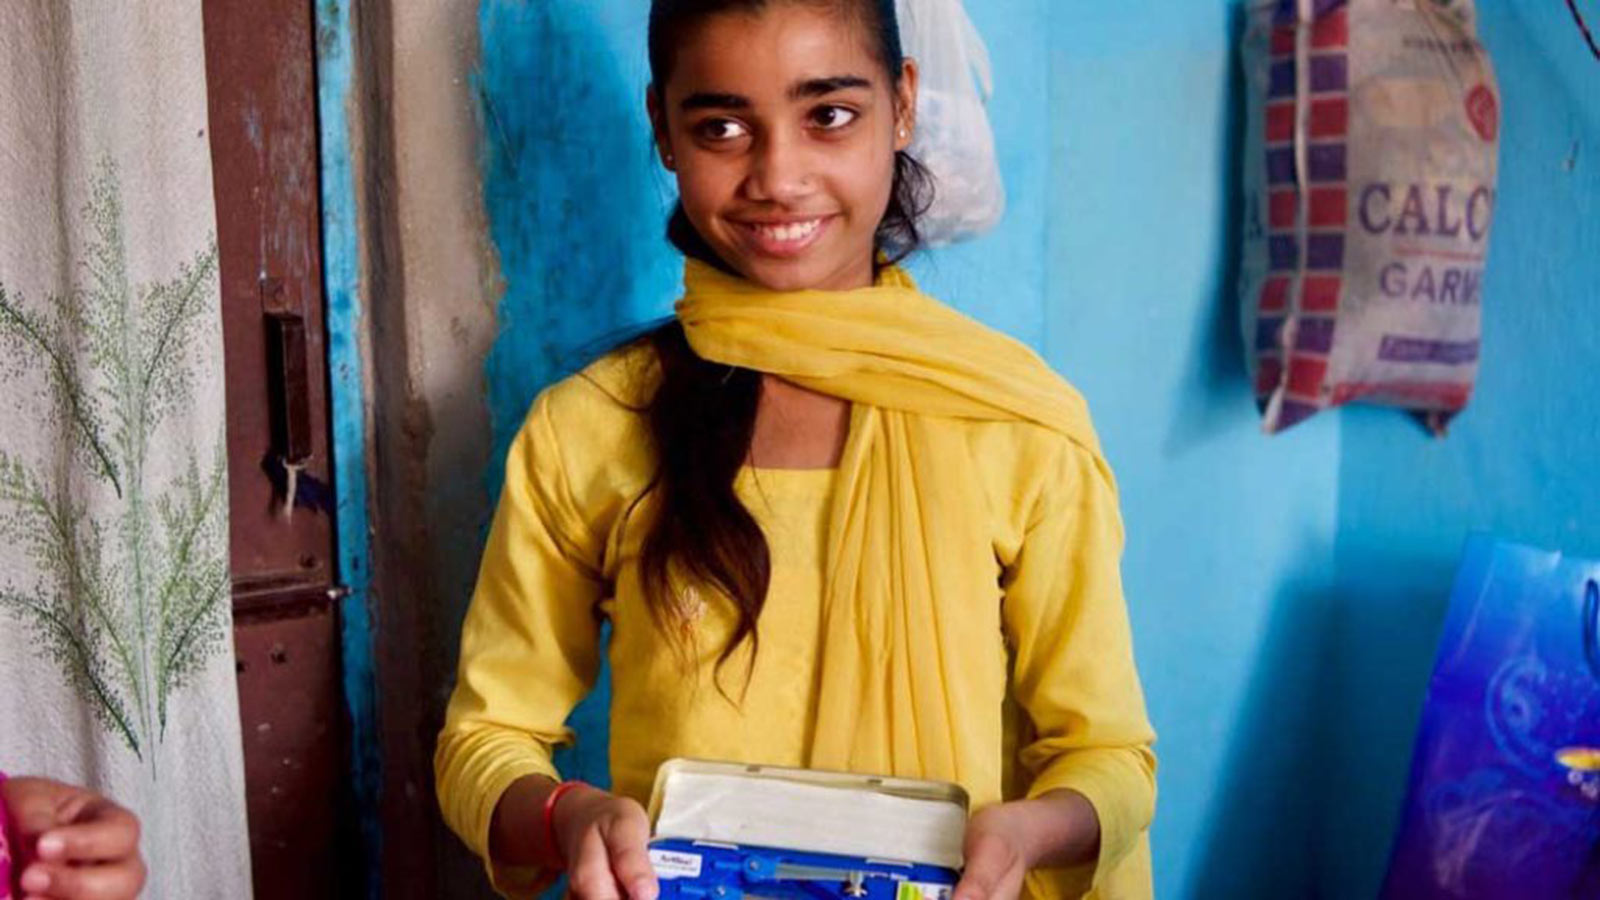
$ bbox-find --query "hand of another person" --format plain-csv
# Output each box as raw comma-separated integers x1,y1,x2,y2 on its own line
3,777,146,900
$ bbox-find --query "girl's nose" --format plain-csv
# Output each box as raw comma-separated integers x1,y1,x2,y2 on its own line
742,131,813,204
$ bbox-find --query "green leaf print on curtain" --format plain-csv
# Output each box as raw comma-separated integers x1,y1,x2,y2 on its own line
0,158,231,764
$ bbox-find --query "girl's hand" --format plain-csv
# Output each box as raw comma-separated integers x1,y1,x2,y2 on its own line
490,777,658,900
551,785,658,900
3,776,146,900
953,804,1032,900
952,792,1101,900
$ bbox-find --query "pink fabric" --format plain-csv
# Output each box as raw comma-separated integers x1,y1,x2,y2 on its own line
0,772,13,900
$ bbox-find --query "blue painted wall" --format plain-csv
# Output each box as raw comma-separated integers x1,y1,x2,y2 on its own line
473,1,1598,896
314,2,383,894
478,0,672,789
1044,3,1346,895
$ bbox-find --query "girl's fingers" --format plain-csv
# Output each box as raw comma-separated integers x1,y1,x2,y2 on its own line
568,828,624,900
953,865,998,900
36,802,141,863
953,832,1019,900
602,809,659,900
18,858,147,900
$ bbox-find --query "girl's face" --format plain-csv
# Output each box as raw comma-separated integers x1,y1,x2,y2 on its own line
651,4,917,292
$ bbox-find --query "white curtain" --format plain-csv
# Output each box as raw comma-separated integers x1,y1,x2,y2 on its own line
0,3,252,898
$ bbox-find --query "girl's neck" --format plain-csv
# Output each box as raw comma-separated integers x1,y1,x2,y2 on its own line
748,375,850,470
826,251,878,291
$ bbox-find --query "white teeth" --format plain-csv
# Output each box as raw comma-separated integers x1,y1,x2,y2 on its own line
754,219,821,243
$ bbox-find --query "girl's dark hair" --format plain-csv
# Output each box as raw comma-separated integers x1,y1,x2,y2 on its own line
633,0,932,684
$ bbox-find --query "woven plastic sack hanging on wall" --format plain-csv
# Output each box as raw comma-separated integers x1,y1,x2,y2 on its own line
1240,0,1500,435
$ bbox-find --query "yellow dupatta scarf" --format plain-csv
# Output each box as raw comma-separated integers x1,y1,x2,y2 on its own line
675,259,1116,815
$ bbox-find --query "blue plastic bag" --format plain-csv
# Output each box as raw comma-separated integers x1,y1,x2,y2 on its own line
1382,537,1600,899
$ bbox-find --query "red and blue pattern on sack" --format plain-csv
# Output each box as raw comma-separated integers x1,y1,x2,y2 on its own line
1254,0,1354,429
1241,0,1498,435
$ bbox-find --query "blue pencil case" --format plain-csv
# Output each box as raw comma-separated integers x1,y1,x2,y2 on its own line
649,838,959,900
646,760,968,900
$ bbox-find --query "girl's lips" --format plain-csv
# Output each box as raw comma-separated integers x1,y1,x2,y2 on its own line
732,215,836,258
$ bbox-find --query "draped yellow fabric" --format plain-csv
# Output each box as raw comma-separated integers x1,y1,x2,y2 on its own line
676,260,1149,899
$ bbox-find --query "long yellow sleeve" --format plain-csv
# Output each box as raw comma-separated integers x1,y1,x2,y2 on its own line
434,388,610,896
1001,437,1157,899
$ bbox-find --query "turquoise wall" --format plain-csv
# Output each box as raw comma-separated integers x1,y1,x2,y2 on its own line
1044,4,1342,896
478,0,678,790
314,1,383,892
474,1,1598,896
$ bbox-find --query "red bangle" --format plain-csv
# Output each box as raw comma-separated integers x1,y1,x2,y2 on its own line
541,780,587,870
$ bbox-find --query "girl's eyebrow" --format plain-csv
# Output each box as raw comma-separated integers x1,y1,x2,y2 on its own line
788,75,872,100
681,91,750,112
679,75,874,112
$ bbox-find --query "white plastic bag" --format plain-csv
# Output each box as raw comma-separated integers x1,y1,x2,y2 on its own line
896,0,1005,245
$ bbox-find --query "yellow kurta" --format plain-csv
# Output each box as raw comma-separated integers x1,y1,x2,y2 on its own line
437,267,1157,900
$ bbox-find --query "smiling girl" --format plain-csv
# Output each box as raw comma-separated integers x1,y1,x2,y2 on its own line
435,3,1156,899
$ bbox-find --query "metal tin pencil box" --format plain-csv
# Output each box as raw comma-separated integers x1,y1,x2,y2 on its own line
648,837,959,900
646,760,968,900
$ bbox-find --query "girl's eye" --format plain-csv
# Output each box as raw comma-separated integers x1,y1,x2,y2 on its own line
811,106,859,130
697,119,750,141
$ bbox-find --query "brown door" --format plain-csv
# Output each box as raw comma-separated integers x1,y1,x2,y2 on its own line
202,0,358,896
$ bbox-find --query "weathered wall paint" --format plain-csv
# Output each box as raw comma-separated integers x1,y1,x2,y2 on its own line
478,1,680,469
469,1,1599,897
476,0,685,789
353,1,511,894
313,0,383,895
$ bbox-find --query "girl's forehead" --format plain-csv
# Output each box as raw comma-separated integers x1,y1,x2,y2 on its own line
663,4,884,97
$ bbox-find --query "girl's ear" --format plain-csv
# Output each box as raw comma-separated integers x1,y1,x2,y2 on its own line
647,86,677,170
893,58,920,151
